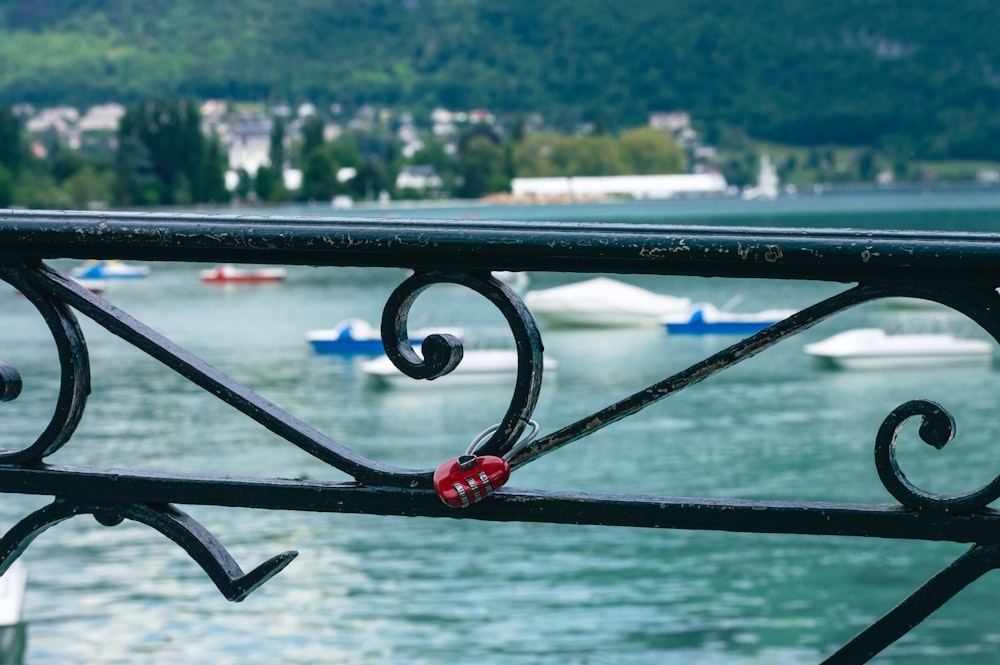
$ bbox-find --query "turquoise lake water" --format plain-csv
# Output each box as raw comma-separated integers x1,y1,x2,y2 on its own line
4,186,1000,663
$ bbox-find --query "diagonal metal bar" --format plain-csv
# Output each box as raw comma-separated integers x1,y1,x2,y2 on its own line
20,260,424,487
510,283,892,467
824,543,1000,664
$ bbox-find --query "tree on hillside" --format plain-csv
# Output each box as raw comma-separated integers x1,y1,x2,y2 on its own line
408,138,453,178
202,135,230,203
0,107,23,206
0,164,12,206
115,100,207,206
269,116,285,172
254,165,277,202
0,107,25,174
113,134,160,206
325,138,364,172
301,150,337,202
618,127,685,174
251,117,293,202
557,135,623,176
458,135,508,198
347,158,393,201
513,133,626,177
300,115,325,163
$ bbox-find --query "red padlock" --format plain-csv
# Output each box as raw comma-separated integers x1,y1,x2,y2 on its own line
433,454,511,508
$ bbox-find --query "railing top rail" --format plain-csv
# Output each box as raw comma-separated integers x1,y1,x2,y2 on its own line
3,208,1000,283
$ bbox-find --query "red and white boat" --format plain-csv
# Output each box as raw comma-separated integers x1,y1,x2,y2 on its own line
199,264,287,285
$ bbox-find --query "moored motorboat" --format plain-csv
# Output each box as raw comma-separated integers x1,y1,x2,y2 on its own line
524,277,691,328
70,259,150,280
803,327,994,369
306,319,464,355
199,264,287,284
0,560,26,628
307,319,406,355
360,349,558,387
664,303,797,335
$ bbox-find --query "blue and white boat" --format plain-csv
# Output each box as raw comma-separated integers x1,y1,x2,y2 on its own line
70,259,150,280
306,319,463,355
664,303,797,336
306,319,395,354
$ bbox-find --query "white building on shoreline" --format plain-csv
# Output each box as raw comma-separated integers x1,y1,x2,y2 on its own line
510,173,728,200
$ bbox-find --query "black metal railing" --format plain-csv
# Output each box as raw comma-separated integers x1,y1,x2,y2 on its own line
4,209,1000,663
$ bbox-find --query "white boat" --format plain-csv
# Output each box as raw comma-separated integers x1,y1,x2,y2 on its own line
803,328,995,369
523,277,691,328
664,303,797,335
360,349,558,387
0,561,26,627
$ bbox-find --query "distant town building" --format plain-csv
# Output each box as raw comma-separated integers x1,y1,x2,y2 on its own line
398,121,424,158
322,122,343,142
468,108,495,125
25,106,79,134
226,117,272,175
77,103,125,132
283,168,302,191
199,99,227,122
396,165,443,191
511,173,728,200
431,108,454,124
976,169,1000,184
693,145,718,160
649,111,691,133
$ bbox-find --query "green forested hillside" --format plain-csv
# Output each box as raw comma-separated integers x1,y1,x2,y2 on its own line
2,0,1000,158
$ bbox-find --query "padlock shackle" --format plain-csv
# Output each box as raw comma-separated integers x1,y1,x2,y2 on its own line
467,419,539,459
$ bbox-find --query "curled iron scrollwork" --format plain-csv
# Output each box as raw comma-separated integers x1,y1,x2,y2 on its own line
0,499,297,602
381,270,545,458
869,284,1000,514
0,360,22,402
874,399,1000,514
0,260,91,464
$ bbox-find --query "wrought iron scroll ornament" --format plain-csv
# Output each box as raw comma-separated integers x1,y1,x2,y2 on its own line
381,269,545,457
4,218,1000,662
